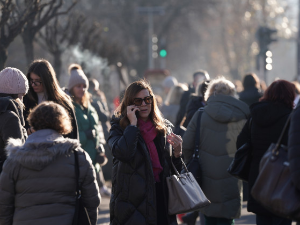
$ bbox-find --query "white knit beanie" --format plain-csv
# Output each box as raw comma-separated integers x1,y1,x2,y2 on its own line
163,76,178,89
68,69,89,91
0,67,29,94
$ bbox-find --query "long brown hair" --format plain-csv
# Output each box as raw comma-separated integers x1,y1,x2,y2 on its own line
115,79,166,134
26,59,74,111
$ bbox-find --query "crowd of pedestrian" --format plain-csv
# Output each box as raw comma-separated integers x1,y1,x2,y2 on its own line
0,59,299,225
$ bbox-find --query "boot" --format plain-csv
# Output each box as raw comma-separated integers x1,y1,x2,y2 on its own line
181,211,198,225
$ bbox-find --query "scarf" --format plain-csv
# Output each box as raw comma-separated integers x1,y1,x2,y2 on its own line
138,118,163,182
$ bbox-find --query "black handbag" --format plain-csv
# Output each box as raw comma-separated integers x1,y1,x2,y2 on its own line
73,150,92,225
227,118,252,182
251,113,300,221
185,108,203,185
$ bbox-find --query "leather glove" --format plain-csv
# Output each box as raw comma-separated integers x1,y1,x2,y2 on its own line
85,129,96,140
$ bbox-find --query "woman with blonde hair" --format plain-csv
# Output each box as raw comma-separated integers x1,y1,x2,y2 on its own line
161,83,188,125
183,76,250,225
108,79,183,225
0,101,100,225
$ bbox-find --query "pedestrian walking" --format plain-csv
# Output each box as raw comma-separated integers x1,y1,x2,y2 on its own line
107,79,182,225
23,59,78,139
161,83,188,126
237,80,294,225
174,70,210,133
239,73,263,106
0,101,100,225
183,76,250,225
68,64,110,197
0,67,28,174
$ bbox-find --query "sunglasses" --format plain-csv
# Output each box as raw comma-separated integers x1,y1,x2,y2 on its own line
133,96,153,106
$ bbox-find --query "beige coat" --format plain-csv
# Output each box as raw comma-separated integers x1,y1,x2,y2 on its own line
182,94,249,219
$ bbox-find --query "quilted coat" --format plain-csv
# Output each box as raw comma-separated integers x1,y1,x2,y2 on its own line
0,129,100,225
182,94,250,219
107,117,181,225
0,97,27,174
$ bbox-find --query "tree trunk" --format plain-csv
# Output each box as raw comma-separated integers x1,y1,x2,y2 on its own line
53,51,62,81
0,45,8,70
21,29,35,66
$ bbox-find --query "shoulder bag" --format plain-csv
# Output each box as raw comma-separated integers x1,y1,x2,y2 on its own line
72,150,92,225
251,113,300,221
167,157,211,215
185,107,204,185
227,118,252,182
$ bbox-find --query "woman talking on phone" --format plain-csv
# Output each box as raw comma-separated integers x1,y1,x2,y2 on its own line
108,79,182,225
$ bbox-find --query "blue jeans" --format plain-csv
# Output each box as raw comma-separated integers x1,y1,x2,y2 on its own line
204,216,234,225
256,214,292,225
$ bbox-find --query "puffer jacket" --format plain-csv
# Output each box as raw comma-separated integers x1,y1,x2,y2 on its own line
237,101,292,216
0,97,27,174
107,117,181,225
0,129,100,225
183,94,250,219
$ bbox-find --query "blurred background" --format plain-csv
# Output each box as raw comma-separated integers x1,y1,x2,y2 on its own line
1,0,299,106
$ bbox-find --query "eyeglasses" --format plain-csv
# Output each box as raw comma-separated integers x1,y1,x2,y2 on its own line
133,96,153,106
30,80,42,86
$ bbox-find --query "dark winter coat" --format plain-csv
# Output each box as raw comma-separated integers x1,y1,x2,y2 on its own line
183,95,205,127
0,97,27,174
175,85,195,127
237,101,292,216
238,87,263,106
288,105,300,192
107,117,181,225
0,129,100,225
23,95,79,140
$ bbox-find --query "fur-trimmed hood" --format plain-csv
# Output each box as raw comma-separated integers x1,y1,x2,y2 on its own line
5,129,80,170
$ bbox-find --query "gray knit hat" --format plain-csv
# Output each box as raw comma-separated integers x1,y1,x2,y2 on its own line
68,68,89,91
0,67,29,94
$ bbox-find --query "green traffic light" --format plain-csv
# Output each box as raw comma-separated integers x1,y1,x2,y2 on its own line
159,49,167,57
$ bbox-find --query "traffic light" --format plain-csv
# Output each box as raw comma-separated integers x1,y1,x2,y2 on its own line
158,38,167,58
265,50,272,71
256,26,277,54
152,35,158,58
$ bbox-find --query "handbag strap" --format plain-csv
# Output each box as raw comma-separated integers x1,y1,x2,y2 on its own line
273,113,293,153
193,107,204,159
74,150,81,199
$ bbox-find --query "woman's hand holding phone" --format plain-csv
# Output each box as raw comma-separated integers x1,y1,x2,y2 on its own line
127,105,140,126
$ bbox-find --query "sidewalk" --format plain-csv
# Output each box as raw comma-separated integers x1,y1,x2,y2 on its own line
97,195,297,225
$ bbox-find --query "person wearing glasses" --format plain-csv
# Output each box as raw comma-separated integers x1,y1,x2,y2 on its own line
107,79,182,225
23,59,78,139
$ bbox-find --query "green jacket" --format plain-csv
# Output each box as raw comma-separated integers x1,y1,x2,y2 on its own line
182,94,250,219
73,102,100,164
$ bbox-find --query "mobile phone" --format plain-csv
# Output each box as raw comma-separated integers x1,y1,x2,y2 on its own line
135,110,139,117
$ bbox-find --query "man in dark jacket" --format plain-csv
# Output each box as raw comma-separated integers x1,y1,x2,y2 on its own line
174,70,210,133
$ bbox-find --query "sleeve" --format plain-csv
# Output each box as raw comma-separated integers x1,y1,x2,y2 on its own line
2,114,23,142
236,117,252,150
182,110,199,164
79,151,101,225
288,107,300,191
0,159,16,225
107,124,139,162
